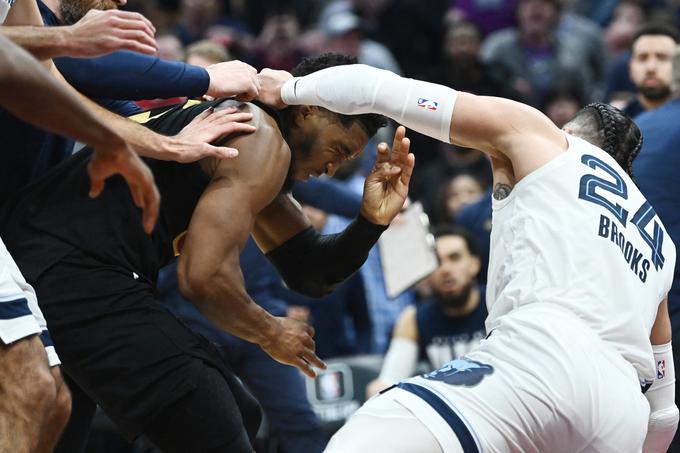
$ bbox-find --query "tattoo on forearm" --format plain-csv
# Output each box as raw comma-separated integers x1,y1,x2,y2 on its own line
493,183,513,200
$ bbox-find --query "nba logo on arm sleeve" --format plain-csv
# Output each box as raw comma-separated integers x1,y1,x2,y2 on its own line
657,359,666,379
417,98,439,111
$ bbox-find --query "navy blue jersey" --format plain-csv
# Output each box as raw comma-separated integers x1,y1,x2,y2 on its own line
456,191,492,283
634,98,680,331
416,287,487,368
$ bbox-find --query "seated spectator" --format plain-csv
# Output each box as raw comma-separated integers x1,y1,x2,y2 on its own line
432,173,484,225
541,79,588,128
602,0,647,61
481,0,604,106
365,226,486,397
410,143,491,221
321,10,401,73
457,189,492,284
250,11,307,71
185,39,231,67
621,22,680,117
438,20,523,101
445,0,517,37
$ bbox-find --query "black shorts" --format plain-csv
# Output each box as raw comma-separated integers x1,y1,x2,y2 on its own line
33,249,240,439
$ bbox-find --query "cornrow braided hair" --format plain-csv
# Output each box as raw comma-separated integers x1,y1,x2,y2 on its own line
585,102,643,180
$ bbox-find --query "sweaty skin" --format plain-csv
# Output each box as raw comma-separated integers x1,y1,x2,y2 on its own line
178,102,413,378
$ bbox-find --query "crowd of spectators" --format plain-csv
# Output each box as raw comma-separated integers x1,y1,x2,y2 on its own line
26,0,680,451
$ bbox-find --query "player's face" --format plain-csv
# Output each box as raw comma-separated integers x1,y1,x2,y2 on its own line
288,108,369,181
629,35,676,101
430,236,480,299
60,0,125,24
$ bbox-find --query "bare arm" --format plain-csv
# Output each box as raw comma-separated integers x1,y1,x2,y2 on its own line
644,297,678,453
651,297,672,346
367,306,419,397
176,111,325,377
4,2,157,59
258,65,567,180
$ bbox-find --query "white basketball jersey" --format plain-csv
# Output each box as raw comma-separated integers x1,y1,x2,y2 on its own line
0,0,13,24
486,133,676,384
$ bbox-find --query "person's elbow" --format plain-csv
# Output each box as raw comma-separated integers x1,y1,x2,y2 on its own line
177,259,214,303
282,275,333,299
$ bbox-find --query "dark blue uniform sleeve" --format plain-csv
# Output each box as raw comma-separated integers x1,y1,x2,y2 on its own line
54,51,210,101
292,178,362,218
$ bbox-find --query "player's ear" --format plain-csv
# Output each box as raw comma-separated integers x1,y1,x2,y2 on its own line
293,105,317,126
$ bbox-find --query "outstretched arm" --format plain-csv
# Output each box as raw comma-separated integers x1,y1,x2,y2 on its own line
255,127,414,298
258,65,567,179
3,6,157,59
644,298,678,453
0,33,159,232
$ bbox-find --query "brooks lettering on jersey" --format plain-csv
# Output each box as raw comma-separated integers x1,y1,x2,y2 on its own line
598,214,651,282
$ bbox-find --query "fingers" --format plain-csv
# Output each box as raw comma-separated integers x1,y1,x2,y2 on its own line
399,150,415,188
375,142,389,166
88,173,105,199
109,9,156,37
302,349,326,371
293,357,317,378
205,144,239,159
115,38,158,56
390,126,405,161
140,178,160,234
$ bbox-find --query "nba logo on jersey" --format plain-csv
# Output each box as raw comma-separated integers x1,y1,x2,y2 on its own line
417,98,438,111
657,359,666,379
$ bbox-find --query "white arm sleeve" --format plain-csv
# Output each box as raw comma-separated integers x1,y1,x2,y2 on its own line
378,337,419,385
281,64,458,143
643,342,679,453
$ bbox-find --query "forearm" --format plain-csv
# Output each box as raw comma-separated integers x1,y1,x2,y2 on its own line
55,51,209,100
281,64,457,143
179,267,278,345
48,62,181,160
644,341,678,452
266,214,386,297
0,26,73,59
0,37,118,147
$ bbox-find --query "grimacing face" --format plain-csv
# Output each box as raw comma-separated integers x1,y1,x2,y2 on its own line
287,106,370,181
429,236,480,299
60,0,124,24
629,35,676,101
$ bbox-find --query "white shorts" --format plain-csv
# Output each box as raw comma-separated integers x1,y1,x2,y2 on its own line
0,237,60,366
341,304,650,453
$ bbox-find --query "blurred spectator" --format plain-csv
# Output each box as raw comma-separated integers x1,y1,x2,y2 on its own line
321,10,401,73
185,39,231,67
541,79,588,127
319,0,448,79
156,33,185,60
251,12,306,71
365,226,486,397
603,0,647,61
632,45,680,450
457,189,492,284
445,0,518,37
481,0,605,106
621,22,680,117
432,173,484,225
437,20,523,100
176,0,238,45
410,143,492,222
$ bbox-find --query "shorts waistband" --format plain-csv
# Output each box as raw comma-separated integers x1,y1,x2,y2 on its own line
395,382,480,453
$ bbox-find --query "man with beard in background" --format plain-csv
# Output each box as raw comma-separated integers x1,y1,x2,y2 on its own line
365,226,486,398
622,22,680,117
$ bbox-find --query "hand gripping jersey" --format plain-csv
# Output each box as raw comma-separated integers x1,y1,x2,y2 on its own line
486,133,676,385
